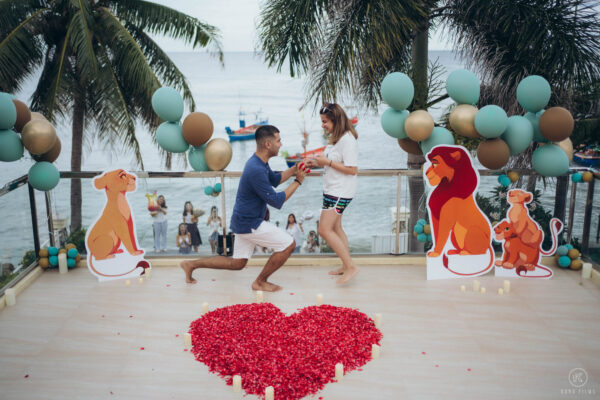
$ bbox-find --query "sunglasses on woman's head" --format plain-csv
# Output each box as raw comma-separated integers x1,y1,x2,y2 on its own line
319,104,335,114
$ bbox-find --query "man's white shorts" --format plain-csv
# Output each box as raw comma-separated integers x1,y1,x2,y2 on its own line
232,221,294,259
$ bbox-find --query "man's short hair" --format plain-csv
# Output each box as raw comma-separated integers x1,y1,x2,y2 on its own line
255,125,279,147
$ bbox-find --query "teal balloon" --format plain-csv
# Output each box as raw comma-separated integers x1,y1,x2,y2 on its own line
156,122,189,153
565,244,574,250
49,255,58,266
48,246,58,256
524,111,547,142
426,234,432,242
0,93,17,130
380,72,414,110
498,174,511,187
28,161,60,191
446,69,480,105
571,173,582,183
67,258,76,268
380,108,409,139
0,129,24,161
213,182,222,193
414,224,424,234
532,144,569,177
417,219,427,226
420,127,455,155
517,75,551,113
204,185,213,195
501,115,533,155
151,87,183,122
558,255,571,268
557,245,568,256
188,146,208,171
67,248,78,258
417,233,427,243
474,105,508,138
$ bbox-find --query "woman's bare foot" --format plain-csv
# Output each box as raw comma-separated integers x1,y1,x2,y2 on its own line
328,267,344,275
252,280,282,292
180,261,197,283
336,266,359,284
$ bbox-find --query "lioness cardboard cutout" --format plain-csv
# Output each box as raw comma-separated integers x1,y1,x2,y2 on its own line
85,169,150,281
493,189,563,279
424,145,494,280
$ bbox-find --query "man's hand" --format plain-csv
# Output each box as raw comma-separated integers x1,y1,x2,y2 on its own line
296,165,306,183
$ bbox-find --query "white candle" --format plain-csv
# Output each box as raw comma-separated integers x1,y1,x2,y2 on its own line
503,280,510,294
582,263,592,279
473,280,480,292
374,313,382,329
256,290,263,303
480,287,486,294
498,288,504,295
125,280,131,287
184,333,192,347
58,253,68,274
138,277,144,284
265,386,274,400
371,344,380,359
335,363,344,381
460,285,466,292
202,302,209,314
316,294,323,306
232,375,242,392
5,288,16,306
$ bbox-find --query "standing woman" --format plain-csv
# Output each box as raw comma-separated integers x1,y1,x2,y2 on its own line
150,195,168,253
206,206,222,254
306,103,359,284
183,201,202,252
286,213,304,253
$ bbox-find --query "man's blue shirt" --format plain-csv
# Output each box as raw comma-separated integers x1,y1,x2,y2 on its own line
230,154,286,234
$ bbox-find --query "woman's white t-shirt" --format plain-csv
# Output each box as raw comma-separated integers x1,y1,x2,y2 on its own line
152,209,167,223
209,219,221,233
323,132,358,198
286,223,303,247
183,213,193,223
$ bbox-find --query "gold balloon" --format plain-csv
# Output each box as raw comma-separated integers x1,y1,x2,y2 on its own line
33,137,61,163
12,100,31,133
570,259,583,270
582,171,593,183
449,104,480,138
539,107,573,142
404,110,434,142
557,138,573,162
30,112,47,121
182,112,214,147
204,138,233,171
397,138,422,155
21,119,57,155
507,171,519,182
423,224,431,234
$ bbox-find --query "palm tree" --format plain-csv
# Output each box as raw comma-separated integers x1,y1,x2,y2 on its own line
258,0,600,250
0,0,223,232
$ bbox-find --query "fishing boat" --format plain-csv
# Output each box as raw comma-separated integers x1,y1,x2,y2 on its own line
225,110,268,141
283,146,327,168
573,146,600,168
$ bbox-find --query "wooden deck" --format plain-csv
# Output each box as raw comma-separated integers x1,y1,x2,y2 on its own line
0,258,599,399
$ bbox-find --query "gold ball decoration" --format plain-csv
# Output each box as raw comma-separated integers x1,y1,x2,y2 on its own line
58,248,67,254
507,171,519,183
477,139,510,170
39,248,49,257
570,259,583,270
557,138,573,162
397,138,422,155
182,112,214,147
449,104,480,138
33,137,61,163
65,243,77,250
539,107,574,142
404,110,434,142
582,171,593,183
30,112,47,121
39,258,49,269
12,100,31,133
423,224,431,235
567,248,580,260
21,119,57,155
204,138,233,171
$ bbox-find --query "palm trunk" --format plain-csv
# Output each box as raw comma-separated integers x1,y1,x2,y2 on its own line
553,175,569,227
407,20,428,252
70,90,84,232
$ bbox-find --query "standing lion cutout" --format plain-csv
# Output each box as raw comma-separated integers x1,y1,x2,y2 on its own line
424,145,494,280
85,169,150,281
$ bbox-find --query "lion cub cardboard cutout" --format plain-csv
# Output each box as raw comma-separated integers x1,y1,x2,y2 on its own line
493,189,563,279
85,169,150,281
424,145,495,280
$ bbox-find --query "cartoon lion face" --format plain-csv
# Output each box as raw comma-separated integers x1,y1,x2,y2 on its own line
93,169,136,193
493,220,515,241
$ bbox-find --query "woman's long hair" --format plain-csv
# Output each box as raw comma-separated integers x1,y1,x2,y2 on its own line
319,102,358,144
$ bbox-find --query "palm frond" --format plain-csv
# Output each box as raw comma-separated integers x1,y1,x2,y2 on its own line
68,2,99,82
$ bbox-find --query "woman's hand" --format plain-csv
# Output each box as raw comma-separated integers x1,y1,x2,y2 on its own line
314,155,330,167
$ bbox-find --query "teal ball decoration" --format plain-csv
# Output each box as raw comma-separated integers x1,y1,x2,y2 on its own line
188,146,208,171
417,233,427,243
446,69,480,105
501,116,533,155
565,244,574,250
151,87,183,122
558,255,571,268
48,246,58,256
474,105,508,138
420,127,455,155
204,185,213,196
380,72,414,111
0,129,24,161
0,93,17,130
67,258,76,268
414,224,424,234
532,144,569,177
28,161,60,191
571,173,583,183
498,174,511,187
524,111,547,142
517,75,551,113
67,248,78,258
156,122,189,153
417,219,427,226
49,255,58,266
213,183,222,193
557,245,568,256
380,108,409,139
426,234,432,242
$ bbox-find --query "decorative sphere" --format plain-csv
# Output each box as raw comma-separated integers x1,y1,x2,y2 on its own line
67,248,78,258
417,233,427,243
446,69,480,105
28,161,60,191
477,139,510,170
48,246,58,256
397,138,422,155
567,248,580,260
204,186,214,195
517,75,551,113
556,245,568,256
213,182,222,193
188,146,209,171
498,175,511,187
417,219,427,226
49,255,58,267
557,138,573,162
67,258,76,268
474,105,508,138
151,87,183,122
558,255,571,268
32,137,61,163
182,112,213,147
12,99,31,132
570,259,583,270
423,224,431,235
531,144,569,177
404,110,434,142
565,244,574,250
581,171,593,183
449,104,479,138
507,171,519,182
0,93,17,130
156,121,189,153
21,119,57,155
39,248,49,257
380,72,414,110
0,129,24,161
539,107,574,142
420,127,455,155
380,108,409,139
204,138,233,171
524,111,547,143
414,224,424,234
571,173,582,183
501,116,533,155
39,258,49,268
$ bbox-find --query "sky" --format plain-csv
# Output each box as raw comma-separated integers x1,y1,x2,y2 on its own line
149,0,452,52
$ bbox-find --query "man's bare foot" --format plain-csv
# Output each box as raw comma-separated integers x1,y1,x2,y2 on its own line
180,261,197,284
328,267,344,275
336,266,359,284
252,280,282,292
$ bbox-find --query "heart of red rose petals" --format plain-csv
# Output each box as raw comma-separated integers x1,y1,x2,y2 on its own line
189,303,382,400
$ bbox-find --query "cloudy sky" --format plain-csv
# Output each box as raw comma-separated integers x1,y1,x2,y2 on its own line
149,0,451,52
